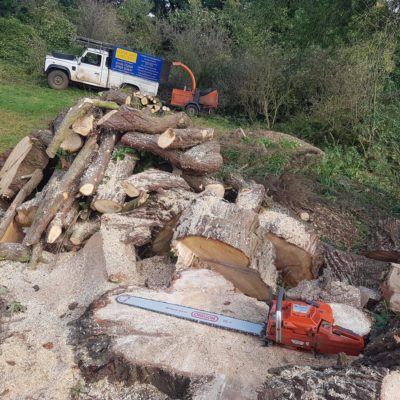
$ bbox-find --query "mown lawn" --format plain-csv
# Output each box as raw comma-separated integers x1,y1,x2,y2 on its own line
0,78,88,153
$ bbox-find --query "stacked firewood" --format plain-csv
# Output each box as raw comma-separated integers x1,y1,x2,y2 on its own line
132,91,170,114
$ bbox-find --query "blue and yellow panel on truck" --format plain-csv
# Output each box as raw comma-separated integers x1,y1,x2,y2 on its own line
111,47,168,83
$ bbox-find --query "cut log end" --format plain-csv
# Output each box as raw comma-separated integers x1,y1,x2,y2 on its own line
92,200,123,213
177,236,250,269
158,128,175,149
80,183,95,196
121,182,140,198
47,225,62,244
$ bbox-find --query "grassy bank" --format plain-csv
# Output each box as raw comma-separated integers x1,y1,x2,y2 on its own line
0,76,86,153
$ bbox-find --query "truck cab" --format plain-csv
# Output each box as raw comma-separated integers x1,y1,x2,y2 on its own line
45,42,168,96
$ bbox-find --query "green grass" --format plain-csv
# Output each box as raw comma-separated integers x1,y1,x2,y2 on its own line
0,75,88,153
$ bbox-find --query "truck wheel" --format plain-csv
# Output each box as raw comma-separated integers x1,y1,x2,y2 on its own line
48,70,69,90
184,103,199,117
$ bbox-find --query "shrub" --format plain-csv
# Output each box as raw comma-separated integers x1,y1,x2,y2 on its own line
0,17,46,73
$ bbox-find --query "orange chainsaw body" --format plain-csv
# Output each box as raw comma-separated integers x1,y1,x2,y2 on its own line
266,299,364,356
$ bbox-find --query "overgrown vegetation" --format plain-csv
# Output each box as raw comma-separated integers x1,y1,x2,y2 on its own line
0,0,399,210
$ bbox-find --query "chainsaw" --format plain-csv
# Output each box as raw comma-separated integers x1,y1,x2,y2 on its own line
116,288,364,356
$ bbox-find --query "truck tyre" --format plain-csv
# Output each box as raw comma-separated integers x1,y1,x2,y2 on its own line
184,103,200,117
48,70,69,90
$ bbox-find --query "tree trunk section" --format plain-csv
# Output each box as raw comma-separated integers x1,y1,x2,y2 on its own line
101,90,132,105
181,174,225,197
258,365,386,400
46,99,94,158
60,130,84,153
121,133,223,174
16,169,64,227
364,218,400,263
23,136,98,246
0,169,43,241
100,106,192,134
324,246,391,291
91,147,136,213
72,114,94,136
30,129,53,148
0,136,48,198
259,207,322,281
79,130,117,196
69,220,100,245
122,168,190,197
0,243,31,262
158,128,214,149
46,198,79,244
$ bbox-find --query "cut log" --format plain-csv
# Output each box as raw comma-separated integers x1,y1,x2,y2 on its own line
16,170,64,227
60,130,84,153
121,133,223,175
0,169,43,242
23,136,98,246
79,130,117,196
46,98,94,158
324,246,391,291
258,206,322,285
0,220,23,243
30,129,53,148
69,220,100,246
140,97,149,106
181,174,225,197
259,365,387,400
72,114,94,136
46,198,79,244
91,146,136,213
97,110,118,126
0,243,30,262
0,136,48,198
364,218,400,263
173,193,277,295
158,128,214,149
99,107,192,134
174,195,258,268
122,168,190,197
226,172,266,213
100,90,132,105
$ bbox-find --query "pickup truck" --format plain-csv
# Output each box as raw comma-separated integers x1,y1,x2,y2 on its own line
44,44,170,96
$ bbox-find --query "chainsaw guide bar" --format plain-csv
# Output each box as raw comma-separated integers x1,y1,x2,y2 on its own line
116,294,265,336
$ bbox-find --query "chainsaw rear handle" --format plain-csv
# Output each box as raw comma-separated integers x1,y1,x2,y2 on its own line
275,287,285,344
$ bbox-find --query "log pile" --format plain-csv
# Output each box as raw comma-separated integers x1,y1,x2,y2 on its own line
0,90,395,303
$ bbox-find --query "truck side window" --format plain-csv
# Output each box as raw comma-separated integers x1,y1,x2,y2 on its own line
81,53,102,66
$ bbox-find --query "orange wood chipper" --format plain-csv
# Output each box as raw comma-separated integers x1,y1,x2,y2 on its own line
170,62,219,116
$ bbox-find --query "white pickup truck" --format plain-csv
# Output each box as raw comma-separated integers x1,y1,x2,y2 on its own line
44,43,170,96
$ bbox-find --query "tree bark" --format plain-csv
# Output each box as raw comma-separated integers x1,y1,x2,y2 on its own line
258,365,387,400
69,220,100,245
181,174,225,197
157,128,214,149
364,218,400,263
324,246,391,291
91,146,136,213
121,132,223,174
100,90,132,105
79,130,117,196
0,169,43,241
46,99,94,158
0,136,48,198
46,198,79,244
30,129,53,148
0,243,31,262
23,136,98,246
15,169,64,227
122,168,190,197
99,106,192,134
